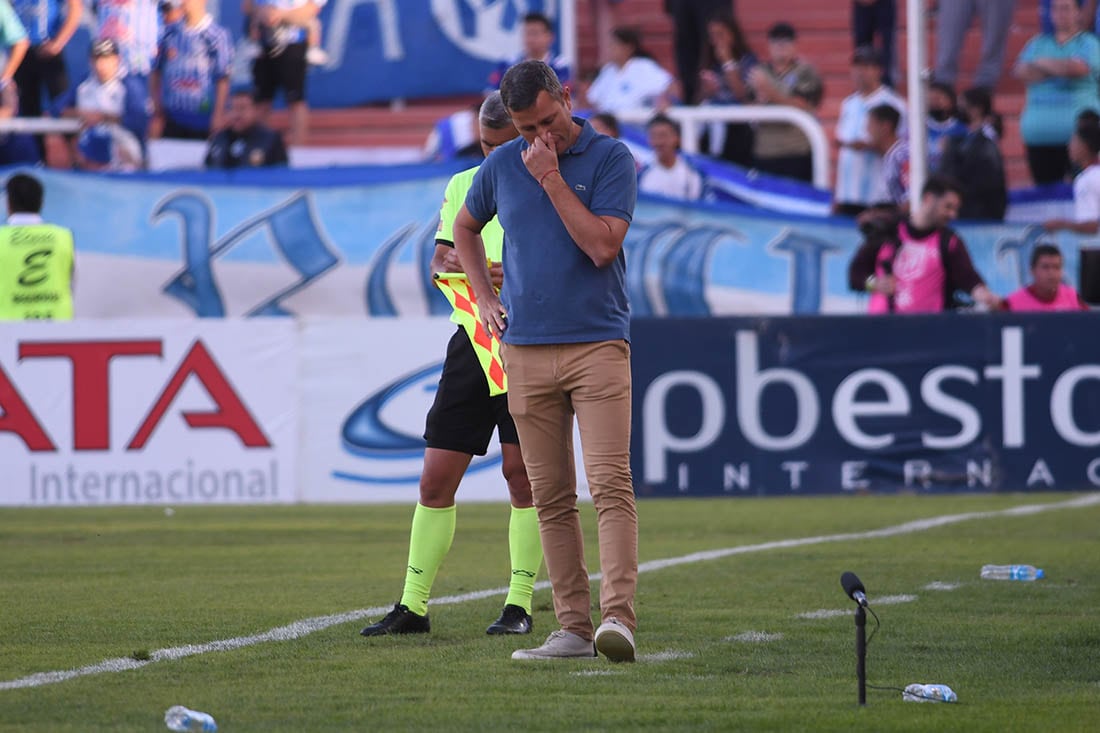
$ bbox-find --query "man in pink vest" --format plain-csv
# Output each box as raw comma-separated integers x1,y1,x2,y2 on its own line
848,175,1002,313
1004,243,1090,311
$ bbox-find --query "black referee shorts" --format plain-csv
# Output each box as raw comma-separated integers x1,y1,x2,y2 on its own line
424,327,518,455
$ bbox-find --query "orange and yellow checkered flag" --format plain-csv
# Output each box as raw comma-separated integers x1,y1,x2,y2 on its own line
433,272,507,396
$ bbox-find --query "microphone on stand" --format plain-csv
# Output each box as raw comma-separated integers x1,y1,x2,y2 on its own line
841,571,869,607
840,571,869,706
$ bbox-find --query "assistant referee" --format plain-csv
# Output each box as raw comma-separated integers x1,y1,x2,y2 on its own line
360,92,543,638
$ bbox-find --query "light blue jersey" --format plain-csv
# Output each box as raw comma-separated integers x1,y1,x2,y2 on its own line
157,16,232,132
95,0,160,76
11,0,64,46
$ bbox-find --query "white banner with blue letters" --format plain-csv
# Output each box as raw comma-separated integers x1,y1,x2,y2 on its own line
21,166,1093,320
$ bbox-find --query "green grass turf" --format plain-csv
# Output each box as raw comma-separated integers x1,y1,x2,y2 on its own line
1,493,1098,731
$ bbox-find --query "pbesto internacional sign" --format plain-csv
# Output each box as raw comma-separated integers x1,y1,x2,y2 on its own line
0,320,297,506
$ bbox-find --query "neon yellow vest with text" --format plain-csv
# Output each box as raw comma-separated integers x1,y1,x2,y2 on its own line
0,223,75,320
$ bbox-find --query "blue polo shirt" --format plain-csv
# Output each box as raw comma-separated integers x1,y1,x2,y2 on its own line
465,118,636,345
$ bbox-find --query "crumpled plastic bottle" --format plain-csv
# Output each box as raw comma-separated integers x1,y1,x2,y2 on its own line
903,683,958,703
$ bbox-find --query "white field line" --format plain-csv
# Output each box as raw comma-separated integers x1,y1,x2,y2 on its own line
3,493,1098,691
797,594,920,619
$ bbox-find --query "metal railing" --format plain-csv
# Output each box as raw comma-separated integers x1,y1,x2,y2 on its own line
615,105,831,190
0,117,81,134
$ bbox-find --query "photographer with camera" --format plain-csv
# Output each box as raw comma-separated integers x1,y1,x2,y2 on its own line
848,175,1001,314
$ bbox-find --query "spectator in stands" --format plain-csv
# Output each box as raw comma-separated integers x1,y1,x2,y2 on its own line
12,0,81,120
1041,0,1100,35
939,87,1007,220
159,0,183,29
1043,117,1100,234
664,0,732,105
696,12,756,167
866,103,909,210
204,87,287,168
57,38,148,171
848,175,1002,313
250,0,324,146
638,113,703,201
93,0,160,83
423,101,482,162
933,0,1019,92
1003,243,1090,310
0,69,39,164
834,46,904,216
0,2,28,94
748,22,824,184
1016,0,1100,185
589,112,620,138
488,12,569,90
583,26,676,114
852,0,896,87
926,81,967,173
149,0,232,141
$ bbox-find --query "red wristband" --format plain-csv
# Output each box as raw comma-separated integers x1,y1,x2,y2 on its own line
539,169,560,187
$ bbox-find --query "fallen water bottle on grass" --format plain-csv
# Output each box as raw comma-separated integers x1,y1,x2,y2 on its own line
980,564,1044,581
164,705,217,732
903,683,958,703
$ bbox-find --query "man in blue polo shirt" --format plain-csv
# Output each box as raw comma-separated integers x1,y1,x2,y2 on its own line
453,60,640,664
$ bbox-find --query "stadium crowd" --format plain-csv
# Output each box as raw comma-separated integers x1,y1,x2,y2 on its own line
0,0,1096,248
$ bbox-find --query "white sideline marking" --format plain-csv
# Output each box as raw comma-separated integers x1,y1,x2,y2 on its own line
570,669,619,677
798,594,919,620
726,631,784,643
3,493,1098,691
639,650,695,662
925,581,962,591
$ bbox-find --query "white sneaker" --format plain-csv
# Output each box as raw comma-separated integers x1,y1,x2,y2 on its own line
511,630,596,660
595,618,636,662
306,46,330,66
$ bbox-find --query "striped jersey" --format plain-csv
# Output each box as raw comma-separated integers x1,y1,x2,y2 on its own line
156,15,232,132
11,0,65,46
94,0,161,76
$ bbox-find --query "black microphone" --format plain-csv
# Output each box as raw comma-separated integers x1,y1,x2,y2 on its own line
841,571,869,607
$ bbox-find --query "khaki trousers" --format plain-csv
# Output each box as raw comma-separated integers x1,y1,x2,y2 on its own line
502,340,638,638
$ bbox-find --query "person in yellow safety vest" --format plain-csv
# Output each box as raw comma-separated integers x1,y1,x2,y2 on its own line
0,173,74,320
359,91,543,638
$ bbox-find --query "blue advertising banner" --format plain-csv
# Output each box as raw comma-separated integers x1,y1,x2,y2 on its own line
60,0,570,108
20,165,1091,320
631,314,1100,496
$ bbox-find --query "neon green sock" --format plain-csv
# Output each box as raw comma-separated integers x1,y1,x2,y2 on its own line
504,505,542,614
399,503,456,617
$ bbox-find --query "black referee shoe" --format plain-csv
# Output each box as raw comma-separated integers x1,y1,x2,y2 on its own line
486,604,533,635
360,603,430,636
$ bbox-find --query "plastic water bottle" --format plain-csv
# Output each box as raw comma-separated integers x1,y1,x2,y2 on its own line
164,706,217,732
980,564,1044,581
903,683,958,703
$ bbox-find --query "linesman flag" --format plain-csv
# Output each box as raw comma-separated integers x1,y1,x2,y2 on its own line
433,272,507,395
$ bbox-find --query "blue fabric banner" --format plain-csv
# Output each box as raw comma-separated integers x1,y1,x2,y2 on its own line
22,165,1091,320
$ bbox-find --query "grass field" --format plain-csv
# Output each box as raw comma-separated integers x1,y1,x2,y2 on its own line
2,492,1099,732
